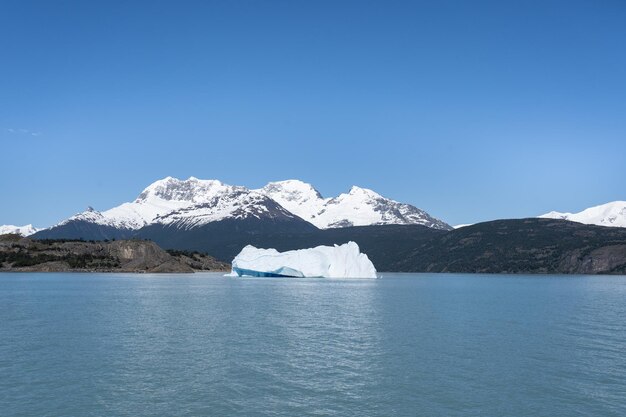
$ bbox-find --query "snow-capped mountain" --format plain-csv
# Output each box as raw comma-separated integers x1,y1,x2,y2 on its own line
32,176,451,240
58,177,245,230
257,180,451,230
0,224,39,236
539,201,626,228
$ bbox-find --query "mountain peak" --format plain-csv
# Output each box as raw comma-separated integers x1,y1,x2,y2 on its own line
540,201,626,228
347,186,381,198
136,177,236,203
62,207,105,225
261,180,323,200
0,224,39,237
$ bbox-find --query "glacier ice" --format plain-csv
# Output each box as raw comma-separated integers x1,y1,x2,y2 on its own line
229,241,377,278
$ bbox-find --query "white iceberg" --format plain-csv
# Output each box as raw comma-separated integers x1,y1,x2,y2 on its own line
229,241,377,278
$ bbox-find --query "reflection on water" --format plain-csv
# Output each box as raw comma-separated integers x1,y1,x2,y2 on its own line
1,273,626,416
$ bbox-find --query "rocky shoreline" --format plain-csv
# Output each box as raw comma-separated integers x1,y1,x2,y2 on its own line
0,234,229,273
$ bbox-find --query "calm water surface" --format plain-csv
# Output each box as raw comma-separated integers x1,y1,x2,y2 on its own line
1,272,626,416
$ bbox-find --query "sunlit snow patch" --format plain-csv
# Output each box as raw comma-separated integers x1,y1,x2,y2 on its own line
229,241,377,278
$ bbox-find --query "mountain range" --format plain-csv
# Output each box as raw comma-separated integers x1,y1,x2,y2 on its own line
2,177,626,274
21,177,451,240
4,178,625,237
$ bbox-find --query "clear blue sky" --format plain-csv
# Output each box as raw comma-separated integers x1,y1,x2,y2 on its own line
1,0,625,227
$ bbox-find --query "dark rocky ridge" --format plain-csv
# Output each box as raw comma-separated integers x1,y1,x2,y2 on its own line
133,220,626,275
24,218,626,275
0,235,228,273
397,218,626,274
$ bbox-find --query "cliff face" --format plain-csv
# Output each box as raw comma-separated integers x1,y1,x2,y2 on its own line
0,235,229,273
106,240,189,272
559,245,626,274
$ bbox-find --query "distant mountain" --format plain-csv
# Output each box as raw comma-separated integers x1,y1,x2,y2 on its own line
257,179,451,230
540,201,626,228
50,177,245,231
0,224,39,237
32,177,451,240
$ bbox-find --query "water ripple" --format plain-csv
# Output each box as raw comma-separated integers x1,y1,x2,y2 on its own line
1,273,625,416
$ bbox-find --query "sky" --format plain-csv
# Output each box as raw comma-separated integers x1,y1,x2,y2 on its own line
1,0,625,227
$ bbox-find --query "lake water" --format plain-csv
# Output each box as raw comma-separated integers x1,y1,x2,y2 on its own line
1,272,626,416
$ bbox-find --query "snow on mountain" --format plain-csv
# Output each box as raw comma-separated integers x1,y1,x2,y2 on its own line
0,224,39,236
56,177,246,230
539,201,626,228
154,189,304,229
43,176,450,233
257,180,326,221
257,180,451,230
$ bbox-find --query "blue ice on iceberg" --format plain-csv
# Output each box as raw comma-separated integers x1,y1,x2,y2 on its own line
229,241,377,278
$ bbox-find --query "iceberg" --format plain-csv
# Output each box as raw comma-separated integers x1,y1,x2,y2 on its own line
229,241,377,278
